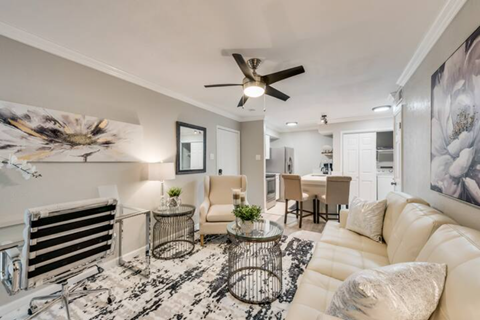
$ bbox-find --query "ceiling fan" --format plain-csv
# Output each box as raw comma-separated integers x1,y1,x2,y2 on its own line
204,54,305,108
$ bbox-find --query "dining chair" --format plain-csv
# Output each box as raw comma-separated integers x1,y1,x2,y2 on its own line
282,174,316,228
317,176,352,222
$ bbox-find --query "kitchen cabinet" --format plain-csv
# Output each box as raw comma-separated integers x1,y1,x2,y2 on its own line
377,175,394,200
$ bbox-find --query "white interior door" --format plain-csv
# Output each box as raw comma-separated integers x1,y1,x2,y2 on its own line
342,133,359,201
394,109,402,191
358,132,377,201
217,127,240,175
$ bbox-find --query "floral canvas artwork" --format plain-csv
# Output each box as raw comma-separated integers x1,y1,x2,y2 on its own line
431,26,480,205
0,100,143,162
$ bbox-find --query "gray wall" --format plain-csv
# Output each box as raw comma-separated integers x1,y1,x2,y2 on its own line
0,35,239,244
240,121,265,208
402,0,480,230
271,130,333,176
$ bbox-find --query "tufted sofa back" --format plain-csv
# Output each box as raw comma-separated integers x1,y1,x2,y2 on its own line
416,224,480,320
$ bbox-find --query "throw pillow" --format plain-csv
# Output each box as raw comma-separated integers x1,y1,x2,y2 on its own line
326,262,447,320
346,197,387,242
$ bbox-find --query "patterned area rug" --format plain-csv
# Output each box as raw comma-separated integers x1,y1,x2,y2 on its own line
11,235,314,320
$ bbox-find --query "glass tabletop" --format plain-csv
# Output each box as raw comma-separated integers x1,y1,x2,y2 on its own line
153,204,195,217
227,219,284,242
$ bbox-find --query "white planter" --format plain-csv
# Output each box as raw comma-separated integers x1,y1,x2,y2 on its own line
241,221,254,234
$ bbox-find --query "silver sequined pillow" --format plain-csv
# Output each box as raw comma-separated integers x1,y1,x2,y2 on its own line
326,262,447,320
346,197,387,242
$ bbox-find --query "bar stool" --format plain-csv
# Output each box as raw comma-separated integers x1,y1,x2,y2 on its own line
317,176,352,222
282,174,316,228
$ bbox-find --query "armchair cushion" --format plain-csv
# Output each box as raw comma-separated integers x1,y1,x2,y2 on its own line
206,204,235,222
199,199,210,223
209,176,244,205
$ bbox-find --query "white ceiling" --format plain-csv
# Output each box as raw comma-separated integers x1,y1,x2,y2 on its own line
0,0,449,130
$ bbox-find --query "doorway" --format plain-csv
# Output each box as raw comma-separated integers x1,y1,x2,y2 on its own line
216,126,240,176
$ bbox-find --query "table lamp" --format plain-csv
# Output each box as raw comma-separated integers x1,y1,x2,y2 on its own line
149,162,175,209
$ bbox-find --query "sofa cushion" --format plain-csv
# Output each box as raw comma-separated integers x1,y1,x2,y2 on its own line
206,204,235,222
382,192,429,244
416,224,480,320
308,242,389,281
320,222,388,257
387,203,457,264
286,305,343,320
289,270,342,314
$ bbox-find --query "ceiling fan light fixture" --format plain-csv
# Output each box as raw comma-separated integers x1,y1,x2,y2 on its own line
243,81,266,98
372,105,392,112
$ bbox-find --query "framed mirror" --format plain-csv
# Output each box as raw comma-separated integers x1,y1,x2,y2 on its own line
176,121,207,175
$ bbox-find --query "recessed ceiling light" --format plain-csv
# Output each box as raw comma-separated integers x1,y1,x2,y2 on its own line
372,105,392,112
286,122,298,127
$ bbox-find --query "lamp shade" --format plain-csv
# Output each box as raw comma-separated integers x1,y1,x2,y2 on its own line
148,162,175,181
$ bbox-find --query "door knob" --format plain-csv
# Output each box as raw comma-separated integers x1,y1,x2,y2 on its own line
391,182,397,186
218,169,223,176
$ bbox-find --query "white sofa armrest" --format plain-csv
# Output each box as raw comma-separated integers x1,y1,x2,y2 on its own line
339,209,349,228
199,199,210,225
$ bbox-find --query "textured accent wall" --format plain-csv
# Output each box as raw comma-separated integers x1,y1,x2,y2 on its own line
402,0,480,230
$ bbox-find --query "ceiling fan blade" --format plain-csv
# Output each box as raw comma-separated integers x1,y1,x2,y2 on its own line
265,86,290,101
204,84,242,88
263,65,305,85
237,95,249,108
232,53,255,80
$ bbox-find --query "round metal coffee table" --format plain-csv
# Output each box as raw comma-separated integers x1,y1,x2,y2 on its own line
152,205,195,260
226,219,284,304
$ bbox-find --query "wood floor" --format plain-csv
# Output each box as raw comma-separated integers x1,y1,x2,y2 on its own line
263,200,326,241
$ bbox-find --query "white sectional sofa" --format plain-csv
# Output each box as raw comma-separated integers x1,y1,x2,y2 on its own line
286,192,480,320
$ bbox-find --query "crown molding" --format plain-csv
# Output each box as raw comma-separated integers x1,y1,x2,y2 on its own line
396,0,467,86
239,114,266,122
0,22,242,122
324,114,392,125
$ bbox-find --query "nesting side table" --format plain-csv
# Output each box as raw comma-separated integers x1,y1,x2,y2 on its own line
227,219,284,304
152,205,195,260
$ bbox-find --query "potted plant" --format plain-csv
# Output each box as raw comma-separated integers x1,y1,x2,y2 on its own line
167,187,182,208
233,205,262,233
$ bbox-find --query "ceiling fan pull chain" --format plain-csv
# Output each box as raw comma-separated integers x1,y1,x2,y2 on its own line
263,92,266,113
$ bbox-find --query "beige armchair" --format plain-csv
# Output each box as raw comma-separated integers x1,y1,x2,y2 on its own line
199,175,248,246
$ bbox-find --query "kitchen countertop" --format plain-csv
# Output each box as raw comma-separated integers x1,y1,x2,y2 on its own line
302,174,327,185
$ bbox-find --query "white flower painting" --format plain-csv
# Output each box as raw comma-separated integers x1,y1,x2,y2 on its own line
0,100,143,162
431,26,480,205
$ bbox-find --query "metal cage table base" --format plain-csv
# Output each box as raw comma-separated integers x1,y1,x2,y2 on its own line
227,220,284,304
152,205,195,260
